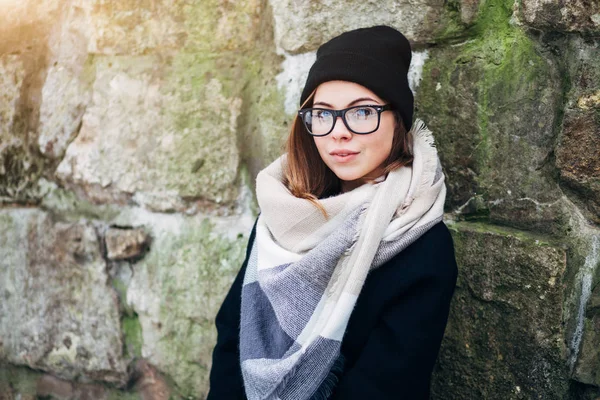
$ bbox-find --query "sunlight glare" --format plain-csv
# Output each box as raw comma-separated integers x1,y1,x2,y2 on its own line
0,0,24,12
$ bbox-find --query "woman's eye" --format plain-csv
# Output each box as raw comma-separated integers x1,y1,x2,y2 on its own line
354,107,375,119
315,110,332,120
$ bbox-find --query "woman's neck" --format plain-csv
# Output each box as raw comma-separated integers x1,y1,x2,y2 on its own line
340,170,387,193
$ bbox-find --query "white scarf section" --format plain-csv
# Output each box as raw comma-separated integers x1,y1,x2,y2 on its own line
240,118,446,400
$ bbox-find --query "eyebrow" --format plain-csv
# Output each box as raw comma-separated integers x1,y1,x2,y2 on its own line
312,97,381,108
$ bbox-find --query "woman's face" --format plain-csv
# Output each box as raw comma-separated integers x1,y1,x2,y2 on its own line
312,80,396,192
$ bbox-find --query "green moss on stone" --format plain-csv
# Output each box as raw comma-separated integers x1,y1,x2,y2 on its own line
471,0,515,34
452,0,542,176
106,389,143,400
452,220,559,246
240,65,288,170
39,179,122,222
181,0,260,53
122,314,143,358
159,52,242,202
0,363,41,397
432,0,473,43
433,220,570,399
419,0,563,233
112,277,128,305
133,216,248,397
236,26,288,176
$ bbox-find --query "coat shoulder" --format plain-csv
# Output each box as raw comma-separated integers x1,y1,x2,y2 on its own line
383,220,458,281
413,220,455,254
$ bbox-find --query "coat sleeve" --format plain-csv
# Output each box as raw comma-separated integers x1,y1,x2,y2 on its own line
330,231,458,400
206,221,257,400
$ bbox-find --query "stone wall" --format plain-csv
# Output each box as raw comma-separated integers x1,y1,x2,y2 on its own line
0,0,598,399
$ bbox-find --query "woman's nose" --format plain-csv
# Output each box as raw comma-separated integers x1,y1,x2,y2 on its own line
330,116,352,140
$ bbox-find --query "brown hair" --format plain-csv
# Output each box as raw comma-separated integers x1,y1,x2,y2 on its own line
283,90,414,215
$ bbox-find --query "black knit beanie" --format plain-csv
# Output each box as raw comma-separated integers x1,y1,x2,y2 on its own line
300,25,414,131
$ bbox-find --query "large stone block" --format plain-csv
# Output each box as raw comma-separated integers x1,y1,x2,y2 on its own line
516,0,600,34
431,222,569,399
86,0,261,55
416,0,567,234
0,208,127,384
110,208,253,397
268,0,476,53
55,55,242,209
555,37,600,223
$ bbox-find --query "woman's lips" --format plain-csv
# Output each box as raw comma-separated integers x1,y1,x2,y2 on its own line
330,150,359,163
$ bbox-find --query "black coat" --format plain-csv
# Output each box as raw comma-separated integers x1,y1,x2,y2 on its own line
207,219,458,400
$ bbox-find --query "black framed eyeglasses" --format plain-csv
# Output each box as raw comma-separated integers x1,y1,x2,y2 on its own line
298,104,394,136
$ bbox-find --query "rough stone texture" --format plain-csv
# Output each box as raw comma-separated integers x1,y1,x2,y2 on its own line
110,208,252,398
131,359,171,400
239,13,289,179
0,208,127,384
36,373,142,400
38,178,123,223
0,0,266,209
431,222,569,399
0,54,28,199
105,227,150,260
268,0,478,53
38,1,94,159
3,0,262,210
0,54,25,162
55,55,242,208
36,374,77,399
516,0,600,34
459,0,482,25
0,362,40,400
416,0,568,235
0,0,63,55
0,1,74,204
86,0,261,55
0,362,146,400
572,236,600,387
85,0,185,56
574,283,600,387
557,113,600,222
242,63,289,180
555,36,600,223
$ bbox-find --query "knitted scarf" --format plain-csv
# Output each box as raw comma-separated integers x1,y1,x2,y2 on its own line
239,119,446,400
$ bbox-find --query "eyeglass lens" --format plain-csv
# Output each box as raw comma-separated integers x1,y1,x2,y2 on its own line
303,106,380,135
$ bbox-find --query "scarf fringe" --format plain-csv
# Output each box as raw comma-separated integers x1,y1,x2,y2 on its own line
410,118,436,149
308,353,346,400
409,118,443,205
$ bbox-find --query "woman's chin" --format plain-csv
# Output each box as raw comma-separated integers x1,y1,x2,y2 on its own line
330,169,363,183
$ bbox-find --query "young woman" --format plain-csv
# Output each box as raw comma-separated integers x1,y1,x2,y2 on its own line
208,25,458,400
